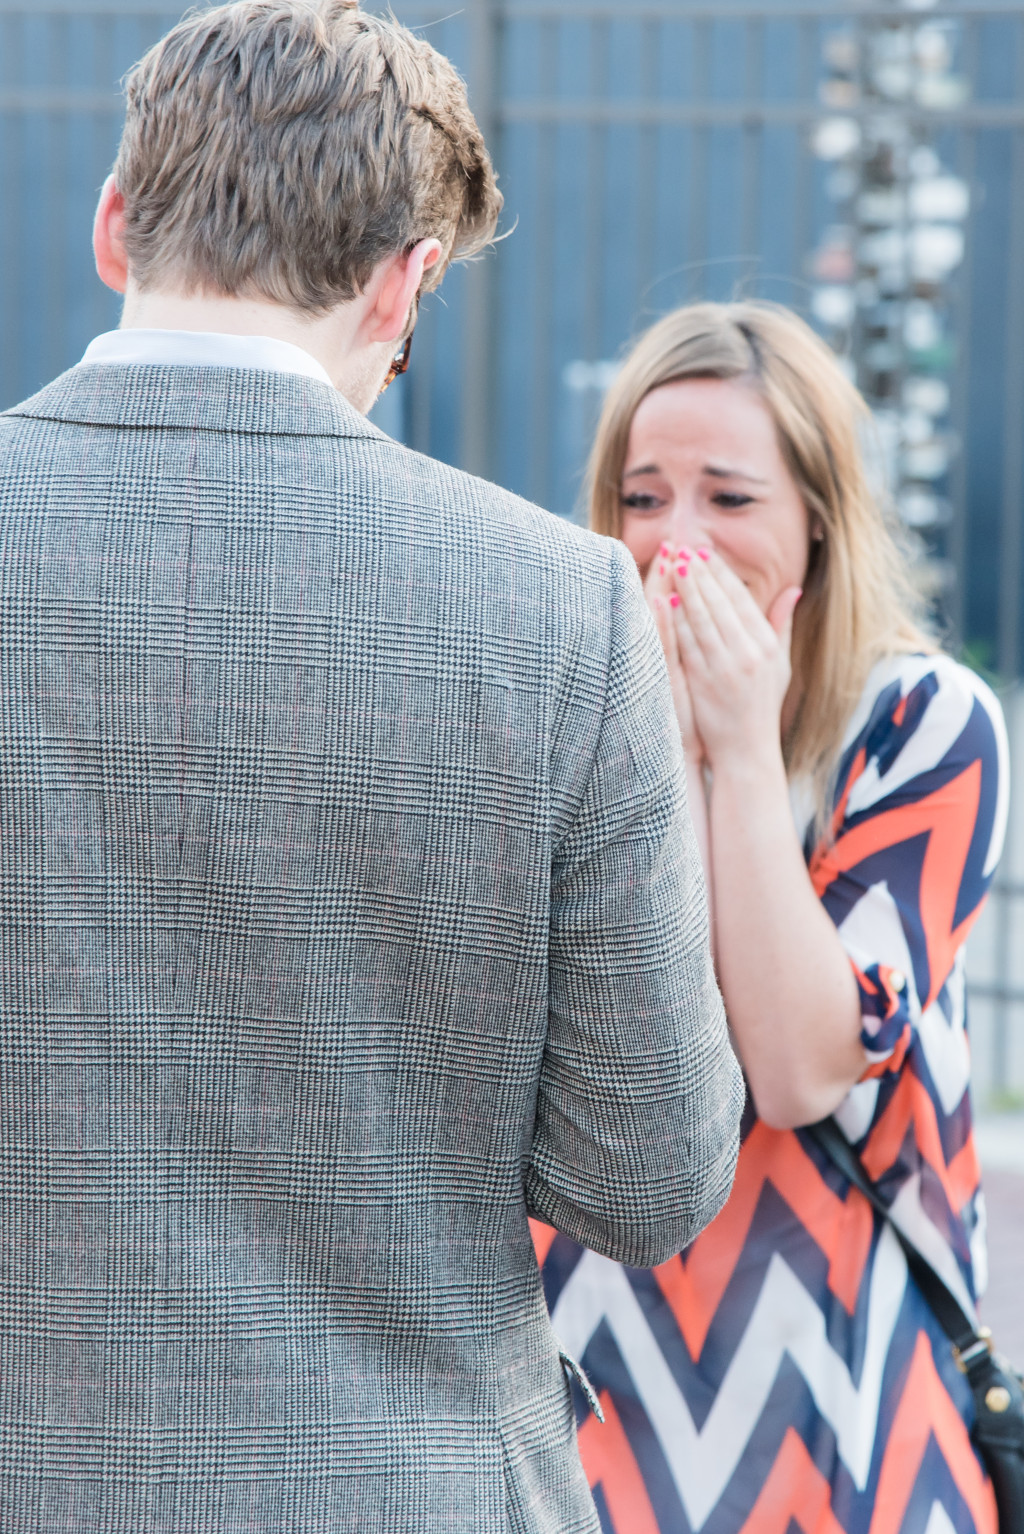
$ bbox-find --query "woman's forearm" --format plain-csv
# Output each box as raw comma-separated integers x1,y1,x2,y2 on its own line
708,750,865,1129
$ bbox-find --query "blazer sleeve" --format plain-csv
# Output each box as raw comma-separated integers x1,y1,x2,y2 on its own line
526,541,743,1267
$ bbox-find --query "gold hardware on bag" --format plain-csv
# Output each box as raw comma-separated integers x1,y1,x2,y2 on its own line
953,1327,993,1374
985,1386,1013,1414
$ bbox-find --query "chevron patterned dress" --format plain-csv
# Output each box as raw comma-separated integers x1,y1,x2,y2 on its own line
538,652,1009,1534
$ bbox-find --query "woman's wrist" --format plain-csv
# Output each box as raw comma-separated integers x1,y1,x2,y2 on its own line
707,738,789,794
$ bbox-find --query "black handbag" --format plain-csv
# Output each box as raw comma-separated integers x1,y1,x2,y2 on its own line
808,1116,1024,1534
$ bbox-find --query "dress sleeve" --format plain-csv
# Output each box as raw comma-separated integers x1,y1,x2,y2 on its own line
807,657,1008,1086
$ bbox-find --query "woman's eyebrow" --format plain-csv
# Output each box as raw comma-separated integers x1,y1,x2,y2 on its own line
705,463,770,486
622,463,660,480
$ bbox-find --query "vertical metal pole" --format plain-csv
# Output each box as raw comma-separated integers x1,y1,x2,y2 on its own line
635,18,660,317
0,13,23,407
993,18,1024,1100
740,17,764,295
997,83,1024,681
582,16,609,369
991,689,1018,1101
947,17,979,652
688,18,710,300
527,16,557,509
93,11,121,345
461,0,500,479
44,10,63,384
793,16,816,291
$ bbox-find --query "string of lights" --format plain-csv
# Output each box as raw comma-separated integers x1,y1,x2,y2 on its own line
810,0,971,602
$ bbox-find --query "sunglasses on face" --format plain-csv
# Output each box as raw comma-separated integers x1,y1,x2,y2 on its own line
380,330,412,395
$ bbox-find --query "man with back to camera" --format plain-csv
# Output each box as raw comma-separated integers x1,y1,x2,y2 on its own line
0,2,742,1529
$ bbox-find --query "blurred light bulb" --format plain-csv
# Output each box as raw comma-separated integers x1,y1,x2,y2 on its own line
813,117,861,160
909,224,965,280
812,286,856,327
903,376,950,415
909,176,969,221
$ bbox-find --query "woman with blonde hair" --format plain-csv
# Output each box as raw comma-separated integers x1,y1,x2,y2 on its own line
537,302,1008,1534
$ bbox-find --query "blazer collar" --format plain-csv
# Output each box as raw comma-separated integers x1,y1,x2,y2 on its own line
2,363,386,441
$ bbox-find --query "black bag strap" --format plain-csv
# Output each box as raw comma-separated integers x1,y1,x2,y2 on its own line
806,1116,984,1364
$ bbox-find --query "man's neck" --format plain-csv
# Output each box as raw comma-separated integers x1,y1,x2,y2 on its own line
120,286,380,409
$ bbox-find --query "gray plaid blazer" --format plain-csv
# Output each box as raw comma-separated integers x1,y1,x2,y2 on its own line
0,364,741,1534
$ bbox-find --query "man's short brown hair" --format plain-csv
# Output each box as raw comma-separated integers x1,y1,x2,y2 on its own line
113,0,502,312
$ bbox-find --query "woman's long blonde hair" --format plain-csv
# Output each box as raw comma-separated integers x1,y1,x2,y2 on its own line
587,300,933,826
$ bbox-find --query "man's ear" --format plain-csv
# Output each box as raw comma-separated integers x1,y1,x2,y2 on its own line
93,175,129,294
366,238,443,345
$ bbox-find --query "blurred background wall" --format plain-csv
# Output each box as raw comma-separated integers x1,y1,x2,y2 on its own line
1,0,1023,1108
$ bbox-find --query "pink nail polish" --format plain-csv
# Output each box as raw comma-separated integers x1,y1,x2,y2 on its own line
659,562,666,577
659,542,670,556
697,547,711,561
679,545,693,560
669,593,681,608
677,563,688,579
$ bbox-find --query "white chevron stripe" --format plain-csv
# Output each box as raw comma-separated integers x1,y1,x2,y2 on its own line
834,1079,880,1144
844,654,975,821
551,1226,907,1531
837,880,915,989
924,1499,959,1534
889,1172,978,1324
918,962,971,1116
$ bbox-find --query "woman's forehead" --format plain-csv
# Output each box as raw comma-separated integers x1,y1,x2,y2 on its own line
626,377,783,470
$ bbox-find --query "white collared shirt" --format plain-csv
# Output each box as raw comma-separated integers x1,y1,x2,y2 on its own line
79,329,335,388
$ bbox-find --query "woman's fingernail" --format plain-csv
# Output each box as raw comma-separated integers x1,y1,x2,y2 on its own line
697,547,711,561
679,545,693,560
669,593,681,608
659,542,670,556
677,563,688,579
659,562,666,577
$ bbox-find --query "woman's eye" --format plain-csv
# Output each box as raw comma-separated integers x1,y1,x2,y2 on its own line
620,492,664,514
711,492,755,510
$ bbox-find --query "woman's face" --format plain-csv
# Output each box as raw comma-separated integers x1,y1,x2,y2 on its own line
618,376,813,615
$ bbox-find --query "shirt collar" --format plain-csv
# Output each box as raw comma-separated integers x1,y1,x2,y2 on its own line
79,329,335,388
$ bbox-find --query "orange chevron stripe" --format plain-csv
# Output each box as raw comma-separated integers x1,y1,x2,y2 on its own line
529,1218,557,1267
810,760,983,1013
651,1122,874,1360
868,1331,996,1534
738,1427,846,1534
947,1135,982,1214
862,1068,980,1214
578,1391,660,1534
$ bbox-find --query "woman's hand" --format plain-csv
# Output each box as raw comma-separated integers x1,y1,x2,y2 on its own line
660,546,863,1128
644,544,706,767
668,547,802,771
